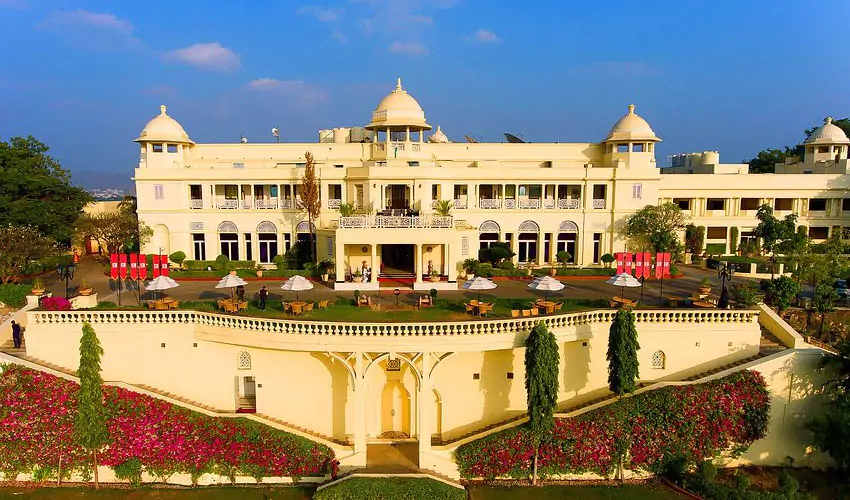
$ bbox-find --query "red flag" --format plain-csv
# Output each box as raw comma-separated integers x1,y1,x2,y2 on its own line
130,253,138,280
643,252,652,279
615,252,624,274
160,254,169,277
110,253,119,280
624,252,633,275
119,254,128,279
152,254,161,278
138,254,147,280
635,252,644,278
663,252,672,277
655,252,664,279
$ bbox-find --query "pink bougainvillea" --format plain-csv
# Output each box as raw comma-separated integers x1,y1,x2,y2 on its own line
0,365,333,481
39,296,72,311
455,370,770,479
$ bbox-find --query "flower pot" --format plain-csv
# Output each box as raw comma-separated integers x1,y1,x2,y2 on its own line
699,287,711,295
549,268,557,277
79,288,93,296
31,288,45,296
430,275,440,282
256,270,264,278
353,276,363,283
321,273,329,282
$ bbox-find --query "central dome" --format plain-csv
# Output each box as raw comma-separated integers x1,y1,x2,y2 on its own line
804,117,849,145
605,104,659,142
135,105,193,144
366,78,431,131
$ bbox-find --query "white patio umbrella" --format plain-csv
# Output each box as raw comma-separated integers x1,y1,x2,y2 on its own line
462,276,497,302
528,275,565,300
145,275,179,300
215,273,248,300
606,272,642,300
280,275,314,302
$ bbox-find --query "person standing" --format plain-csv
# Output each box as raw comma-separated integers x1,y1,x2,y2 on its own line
259,286,268,311
236,285,245,303
10,320,21,349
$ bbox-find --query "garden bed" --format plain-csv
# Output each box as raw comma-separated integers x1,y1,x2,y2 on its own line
467,482,686,499
314,477,465,500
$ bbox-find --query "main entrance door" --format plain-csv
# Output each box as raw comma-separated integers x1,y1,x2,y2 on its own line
381,244,414,275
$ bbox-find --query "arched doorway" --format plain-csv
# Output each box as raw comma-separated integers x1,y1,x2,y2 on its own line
557,220,579,264
217,221,238,260
152,224,170,255
381,380,411,436
479,221,501,251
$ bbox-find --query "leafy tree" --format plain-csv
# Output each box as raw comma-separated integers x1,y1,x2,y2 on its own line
0,136,92,245
607,308,640,396
601,253,615,268
74,196,152,254
622,203,687,256
764,276,800,314
684,224,705,255
479,242,514,265
807,339,850,471
730,281,758,308
0,225,58,283
729,227,739,255
753,204,797,279
812,283,838,338
298,152,321,265
74,321,108,488
524,321,559,485
555,250,571,269
743,147,799,174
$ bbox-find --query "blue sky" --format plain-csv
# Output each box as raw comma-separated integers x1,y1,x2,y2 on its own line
1,0,848,189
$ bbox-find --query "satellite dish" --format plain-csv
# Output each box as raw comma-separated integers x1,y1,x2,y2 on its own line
464,135,479,143
272,127,280,143
504,133,525,143
240,136,248,144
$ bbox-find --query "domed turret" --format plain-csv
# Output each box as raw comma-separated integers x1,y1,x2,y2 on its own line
366,78,431,131
428,125,449,143
803,117,849,146
135,105,194,144
604,104,660,142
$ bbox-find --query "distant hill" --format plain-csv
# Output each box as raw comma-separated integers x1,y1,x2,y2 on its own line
71,169,134,192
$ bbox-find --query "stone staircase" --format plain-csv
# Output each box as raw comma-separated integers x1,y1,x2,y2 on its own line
254,413,349,446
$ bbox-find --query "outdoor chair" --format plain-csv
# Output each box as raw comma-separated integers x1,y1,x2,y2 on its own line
283,302,292,314
145,301,155,309
530,308,539,316
304,303,315,314
521,309,531,317
465,303,474,315
511,309,520,318
318,300,330,310
154,301,169,311
223,302,238,314
168,300,180,310
238,301,249,313
554,302,563,311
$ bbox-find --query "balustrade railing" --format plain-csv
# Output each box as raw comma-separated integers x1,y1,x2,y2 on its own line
328,199,342,209
338,215,453,229
453,199,468,209
479,199,501,209
29,309,759,338
256,199,278,209
592,199,606,209
189,199,203,209
543,199,556,209
519,199,541,209
559,199,580,209
504,199,516,209
280,199,293,210
217,199,238,209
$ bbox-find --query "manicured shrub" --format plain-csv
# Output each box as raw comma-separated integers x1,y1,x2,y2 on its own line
455,370,770,480
215,255,231,271
601,253,615,268
0,283,30,307
168,251,186,267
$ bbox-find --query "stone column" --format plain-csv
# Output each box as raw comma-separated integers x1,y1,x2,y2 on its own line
536,233,544,265
418,352,432,455
371,244,378,282
414,243,422,283
353,352,367,454
446,244,457,282
335,239,346,283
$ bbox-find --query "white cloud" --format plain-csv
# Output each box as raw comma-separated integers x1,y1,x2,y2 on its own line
298,5,344,22
331,29,349,44
38,9,142,50
356,0,446,37
388,41,428,55
165,42,241,72
468,29,500,44
245,79,330,106
41,10,133,33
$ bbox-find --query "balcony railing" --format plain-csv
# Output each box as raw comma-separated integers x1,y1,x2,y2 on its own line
256,199,278,209
189,199,203,210
559,199,580,209
338,215,453,229
328,199,342,209
519,199,541,209
505,199,516,209
280,199,292,210
453,199,468,209
543,199,556,209
479,199,501,209
431,200,438,209
217,199,238,209
592,199,606,209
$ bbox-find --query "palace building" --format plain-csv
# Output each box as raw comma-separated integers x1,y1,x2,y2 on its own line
134,79,850,289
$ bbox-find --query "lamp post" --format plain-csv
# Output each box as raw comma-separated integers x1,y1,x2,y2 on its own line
56,263,76,300
717,262,735,309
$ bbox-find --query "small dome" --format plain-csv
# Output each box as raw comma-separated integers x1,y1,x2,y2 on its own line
366,78,431,131
428,125,449,143
803,117,849,145
135,105,194,144
605,104,660,142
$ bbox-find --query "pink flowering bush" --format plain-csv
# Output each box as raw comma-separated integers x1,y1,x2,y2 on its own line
0,365,333,483
456,370,770,480
39,296,72,311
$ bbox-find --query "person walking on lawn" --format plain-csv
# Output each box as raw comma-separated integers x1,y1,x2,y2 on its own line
11,320,22,349
259,286,268,311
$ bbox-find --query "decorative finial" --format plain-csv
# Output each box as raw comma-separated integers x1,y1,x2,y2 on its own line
395,78,403,92
160,104,167,115
826,116,834,124
628,104,635,115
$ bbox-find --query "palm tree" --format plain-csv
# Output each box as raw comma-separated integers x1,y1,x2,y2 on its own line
434,199,453,217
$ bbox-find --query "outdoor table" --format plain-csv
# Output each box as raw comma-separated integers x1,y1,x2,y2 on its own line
692,301,716,308
611,296,636,307
535,300,556,314
472,302,493,316
664,295,685,307
288,301,308,315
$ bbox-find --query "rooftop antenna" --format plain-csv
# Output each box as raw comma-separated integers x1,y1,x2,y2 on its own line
272,127,280,143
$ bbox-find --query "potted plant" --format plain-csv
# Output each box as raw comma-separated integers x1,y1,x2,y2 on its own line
699,277,712,294
78,278,93,296
429,288,438,302
255,263,264,278
429,269,440,282
318,259,334,282
352,269,363,283
31,278,45,296
462,258,479,279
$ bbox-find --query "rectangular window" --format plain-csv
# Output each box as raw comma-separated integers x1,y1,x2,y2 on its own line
152,144,163,153
244,233,253,262
774,198,793,211
593,233,601,264
632,184,642,199
674,198,691,210
632,143,644,152
593,184,606,200
283,233,292,253
616,144,629,153
818,146,829,154
706,198,726,211
334,164,344,168
192,234,206,261
258,233,278,264
809,226,829,239
219,233,239,260
740,198,760,211
808,199,827,211
329,184,342,199
327,236,334,256
843,199,850,211
154,184,164,200
189,184,202,199
407,161,420,167
707,227,728,239
167,144,178,153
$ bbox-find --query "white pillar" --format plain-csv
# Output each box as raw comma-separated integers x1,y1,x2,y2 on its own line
354,352,367,454
370,244,378,282
414,243,422,282
335,240,346,283
418,352,432,455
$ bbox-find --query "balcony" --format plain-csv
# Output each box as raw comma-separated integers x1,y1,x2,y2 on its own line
217,199,238,209
543,199,555,209
453,199,468,209
479,199,501,209
189,199,203,210
256,199,278,209
328,199,342,209
504,199,516,209
592,199,606,209
559,199,580,209
338,215,453,229
519,199,541,209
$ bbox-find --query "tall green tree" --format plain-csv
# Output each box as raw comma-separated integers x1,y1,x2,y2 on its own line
807,339,850,471
298,151,321,265
753,204,797,279
75,196,152,253
74,322,108,488
607,309,640,396
524,321,559,485
812,283,838,339
0,225,59,283
621,203,687,258
744,117,850,173
0,136,92,245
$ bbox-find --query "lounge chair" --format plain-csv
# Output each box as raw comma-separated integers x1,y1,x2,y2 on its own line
521,309,531,317
511,309,520,318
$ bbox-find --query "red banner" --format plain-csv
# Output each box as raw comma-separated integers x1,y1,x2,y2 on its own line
119,253,128,280
152,254,161,278
624,252,633,275
160,254,169,276
635,252,644,278
663,252,671,277
110,253,118,280
655,252,664,279
130,253,138,280
138,254,147,280
615,252,624,274
643,252,652,279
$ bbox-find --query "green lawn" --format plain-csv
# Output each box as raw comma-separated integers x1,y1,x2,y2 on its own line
0,486,313,499
468,483,686,499
314,477,466,500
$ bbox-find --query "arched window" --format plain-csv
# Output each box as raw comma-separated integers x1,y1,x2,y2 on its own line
479,220,501,233
651,350,666,370
296,221,316,233
518,220,540,233
218,222,238,260
238,351,252,370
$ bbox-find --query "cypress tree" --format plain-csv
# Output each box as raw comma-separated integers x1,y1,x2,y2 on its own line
75,321,108,488
607,308,640,396
524,321,560,484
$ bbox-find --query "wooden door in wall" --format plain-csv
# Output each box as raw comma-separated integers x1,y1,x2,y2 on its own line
380,380,410,437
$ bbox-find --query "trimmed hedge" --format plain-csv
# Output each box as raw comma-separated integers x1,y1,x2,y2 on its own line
0,284,30,308
185,259,257,271
455,370,769,480
0,365,333,483
533,268,616,277
315,477,466,500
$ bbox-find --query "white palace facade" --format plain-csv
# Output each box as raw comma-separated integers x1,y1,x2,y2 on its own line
134,79,850,289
